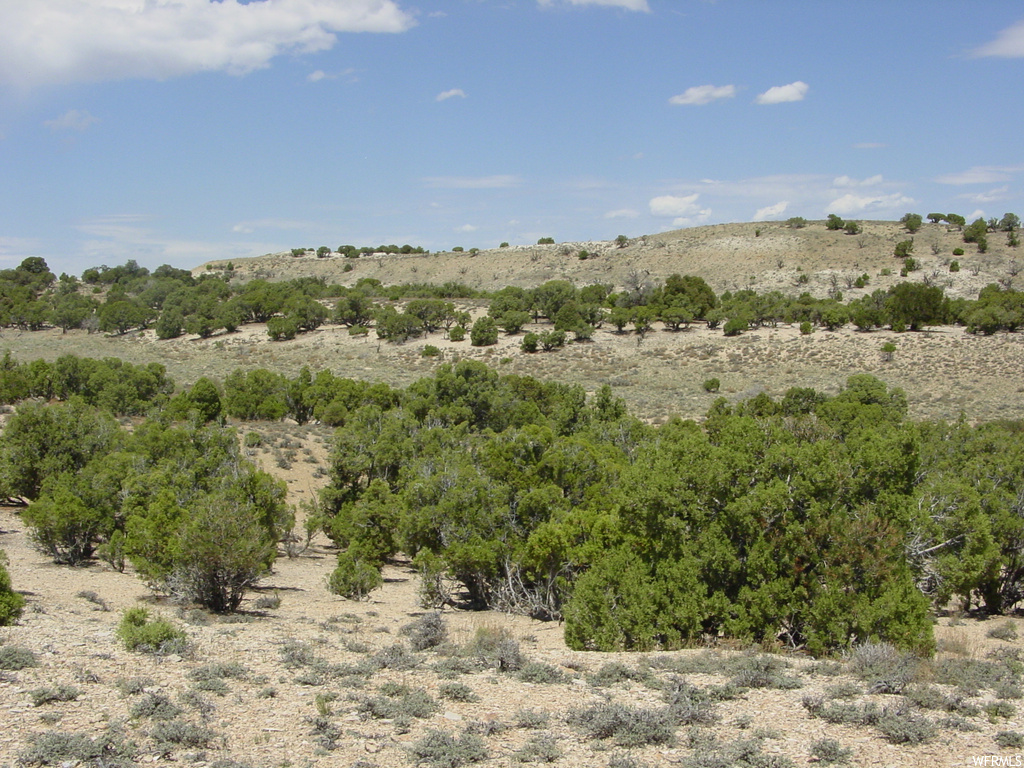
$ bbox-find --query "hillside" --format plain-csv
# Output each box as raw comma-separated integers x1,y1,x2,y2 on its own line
198,219,1020,301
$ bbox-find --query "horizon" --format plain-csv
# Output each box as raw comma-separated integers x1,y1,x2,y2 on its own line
2,1,1023,277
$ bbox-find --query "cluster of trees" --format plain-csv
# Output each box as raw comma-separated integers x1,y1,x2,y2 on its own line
4,350,1024,655
1,401,288,612
315,360,1024,655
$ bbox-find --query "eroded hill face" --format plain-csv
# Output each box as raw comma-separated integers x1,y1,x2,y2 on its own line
198,220,1021,300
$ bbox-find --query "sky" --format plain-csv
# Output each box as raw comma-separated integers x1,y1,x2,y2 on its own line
2,0,1024,277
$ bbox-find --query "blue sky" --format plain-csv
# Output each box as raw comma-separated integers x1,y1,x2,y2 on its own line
2,0,1024,277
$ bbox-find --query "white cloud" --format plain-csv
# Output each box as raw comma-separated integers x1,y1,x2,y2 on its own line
973,20,1024,58
456,224,477,233
650,194,710,226
755,81,809,105
669,84,735,106
968,209,986,222
0,0,415,88
603,208,640,219
832,174,884,188
436,88,467,102
537,0,650,11
935,165,1024,185
958,186,1010,204
827,193,914,217
308,70,327,82
753,201,788,220
423,175,520,189
44,109,99,132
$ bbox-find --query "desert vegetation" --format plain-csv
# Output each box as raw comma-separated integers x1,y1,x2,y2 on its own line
3,218,1024,765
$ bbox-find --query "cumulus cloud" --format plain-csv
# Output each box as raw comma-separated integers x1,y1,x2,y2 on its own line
973,19,1024,57
649,194,710,227
537,0,650,11
44,109,99,132
603,208,640,219
753,201,788,220
755,81,809,105
827,193,914,217
0,0,415,88
668,84,735,106
436,88,467,102
423,175,520,189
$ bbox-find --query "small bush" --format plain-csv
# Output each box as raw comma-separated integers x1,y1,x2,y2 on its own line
422,345,441,358
517,661,565,684
521,332,539,353
949,260,961,272
116,608,187,654
448,325,466,342
463,625,523,671
30,684,81,707
19,728,136,767
996,731,1024,748
702,378,720,393
514,733,562,763
401,612,448,651
0,644,38,670
150,719,217,750
846,642,919,694
876,703,936,745
372,642,420,670
409,729,487,768
439,682,479,702
662,678,719,726
800,320,813,335
129,692,182,721
984,700,1017,721
988,621,1018,641
568,702,676,747
514,709,550,729
953,247,965,256
809,738,852,765
115,676,156,696
0,550,26,626
327,552,382,599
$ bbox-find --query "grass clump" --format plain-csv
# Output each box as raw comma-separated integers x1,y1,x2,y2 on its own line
987,620,1019,642
30,684,81,706
845,641,919,694
0,644,38,670
116,607,187,655
463,625,523,672
409,729,487,768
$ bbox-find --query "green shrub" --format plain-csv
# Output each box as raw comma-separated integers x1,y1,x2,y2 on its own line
0,550,25,625
514,709,550,729
327,551,382,600
568,702,676,747
800,320,813,335
439,682,478,702
115,608,187,654
463,625,523,671
359,685,439,719
521,332,539,353
517,661,565,684
949,260,961,272
114,676,156,696
702,378,720,393
422,345,441,358
846,642,919,694
448,325,466,342
150,719,217,750
722,316,747,336
128,693,183,721
537,237,555,245
876,703,936,744
469,317,499,346
953,247,965,256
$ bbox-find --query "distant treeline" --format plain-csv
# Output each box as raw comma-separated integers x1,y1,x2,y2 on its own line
3,353,1024,656
2,250,1024,346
